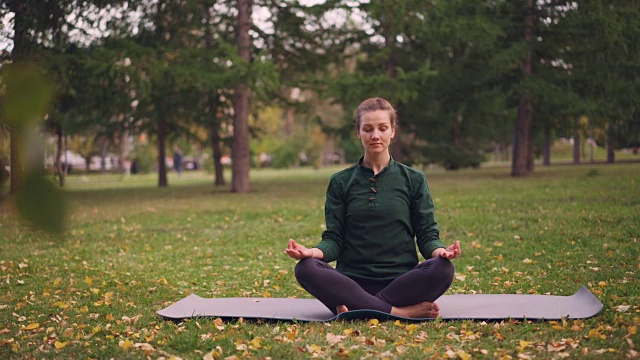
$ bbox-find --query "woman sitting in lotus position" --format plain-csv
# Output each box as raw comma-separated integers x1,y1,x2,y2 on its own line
285,97,461,318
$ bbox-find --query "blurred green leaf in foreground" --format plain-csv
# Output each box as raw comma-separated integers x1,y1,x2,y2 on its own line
2,62,66,233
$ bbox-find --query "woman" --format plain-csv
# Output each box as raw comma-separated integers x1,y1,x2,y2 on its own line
285,97,461,318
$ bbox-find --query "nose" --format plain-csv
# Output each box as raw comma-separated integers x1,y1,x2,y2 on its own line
371,130,381,139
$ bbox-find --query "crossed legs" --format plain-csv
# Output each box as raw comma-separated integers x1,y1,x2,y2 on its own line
294,257,454,317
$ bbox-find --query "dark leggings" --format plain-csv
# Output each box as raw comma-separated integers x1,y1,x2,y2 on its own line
294,257,454,315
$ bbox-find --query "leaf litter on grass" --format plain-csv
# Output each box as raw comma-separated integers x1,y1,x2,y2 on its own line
1,165,639,359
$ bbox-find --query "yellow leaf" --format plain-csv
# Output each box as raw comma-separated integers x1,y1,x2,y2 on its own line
405,324,417,333
306,344,322,354
262,291,271,298
25,323,40,331
520,340,530,349
628,326,637,336
119,339,133,350
457,350,471,360
54,341,68,349
248,337,262,349
203,346,224,360
367,319,379,327
598,281,607,287
52,301,68,309
84,277,93,286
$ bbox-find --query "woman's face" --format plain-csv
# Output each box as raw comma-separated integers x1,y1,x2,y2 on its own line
357,110,395,156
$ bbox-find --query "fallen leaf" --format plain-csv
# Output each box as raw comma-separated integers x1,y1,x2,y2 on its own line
306,344,323,354
326,333,346,345
119,339,133,350
203,346,223,360
248,337,262,350
52,301,68,309
615,305,630,313
25,323,40,331
457,350,471,360
133,342,154,354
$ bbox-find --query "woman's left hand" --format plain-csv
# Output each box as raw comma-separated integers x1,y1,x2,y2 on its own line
433,241,461,259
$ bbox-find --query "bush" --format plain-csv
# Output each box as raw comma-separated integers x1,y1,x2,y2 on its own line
129,142,155,174
430,144,485,170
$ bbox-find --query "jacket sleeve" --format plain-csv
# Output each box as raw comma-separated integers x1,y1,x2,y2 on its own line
411,173,446,259
314,177,345,263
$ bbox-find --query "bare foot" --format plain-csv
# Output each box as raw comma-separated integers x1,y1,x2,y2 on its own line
390,301,439,318
336,305,349,314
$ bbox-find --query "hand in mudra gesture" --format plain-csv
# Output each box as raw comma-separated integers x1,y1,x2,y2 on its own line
284,239,315,260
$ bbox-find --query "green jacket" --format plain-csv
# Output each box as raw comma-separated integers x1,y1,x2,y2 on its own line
314,158,445,282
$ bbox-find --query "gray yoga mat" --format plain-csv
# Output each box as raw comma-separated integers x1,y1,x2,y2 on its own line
157,286,602,322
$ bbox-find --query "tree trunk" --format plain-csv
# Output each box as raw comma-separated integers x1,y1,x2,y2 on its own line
526,135,535,172
512,96,532,176
56,127,65,187
119,129,128,174
607,134,616,164
383,19,405,164
511,0,534,177
9,127,26,194
205,7,225,187
542,125,551,166
157,109,168,187
589,127,595,163
97,137,107,173
8,0,27,195
211,118,225,186
573,116,580,164
231,0,252,193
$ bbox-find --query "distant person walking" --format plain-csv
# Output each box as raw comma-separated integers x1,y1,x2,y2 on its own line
173,145,183,176
285,97,460,318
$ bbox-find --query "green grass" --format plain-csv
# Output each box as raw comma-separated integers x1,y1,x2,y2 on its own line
1,164,639,359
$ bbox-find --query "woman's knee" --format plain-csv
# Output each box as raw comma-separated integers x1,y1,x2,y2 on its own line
438,258,456,280
431,257,455,282
294,257,320,281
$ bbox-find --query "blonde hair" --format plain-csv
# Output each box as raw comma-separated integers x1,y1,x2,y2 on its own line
354,98,398,131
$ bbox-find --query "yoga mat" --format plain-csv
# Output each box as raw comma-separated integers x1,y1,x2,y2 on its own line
157,286,602,322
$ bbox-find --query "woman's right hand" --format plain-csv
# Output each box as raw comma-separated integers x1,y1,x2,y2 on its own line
284,239,315,260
